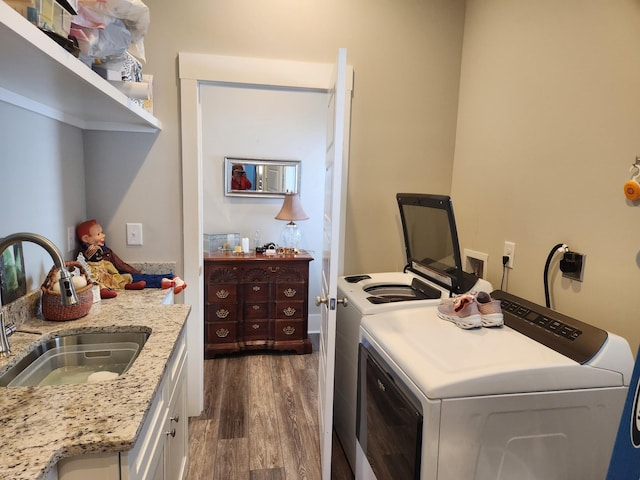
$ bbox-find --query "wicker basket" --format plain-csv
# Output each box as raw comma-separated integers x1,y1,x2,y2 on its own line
41,261,94,321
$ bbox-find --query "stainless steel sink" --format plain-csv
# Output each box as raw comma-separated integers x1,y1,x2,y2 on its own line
0,330,149,387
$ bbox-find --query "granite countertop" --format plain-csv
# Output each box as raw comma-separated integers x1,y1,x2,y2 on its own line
0,288,191,480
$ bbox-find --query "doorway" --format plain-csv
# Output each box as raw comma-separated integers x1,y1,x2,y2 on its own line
178,53,351,417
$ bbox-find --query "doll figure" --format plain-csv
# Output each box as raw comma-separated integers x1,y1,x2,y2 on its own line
77,219,186,299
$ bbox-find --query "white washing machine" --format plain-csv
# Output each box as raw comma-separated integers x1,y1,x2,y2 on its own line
355,290,634,480
334,272,491,468
334,193,492,469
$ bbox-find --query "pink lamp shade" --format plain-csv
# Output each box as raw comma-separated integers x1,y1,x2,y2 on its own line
275,193,309,223
275,193,308,249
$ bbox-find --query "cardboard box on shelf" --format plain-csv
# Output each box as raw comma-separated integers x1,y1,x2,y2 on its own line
8,0,75,35
37,0,54,30
5,0,35,18
59,6,72,35
52,1,71,36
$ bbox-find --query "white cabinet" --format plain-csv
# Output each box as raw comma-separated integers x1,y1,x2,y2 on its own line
165,369,188,480
0,0,161,132
55,328,188,480
121,327,188,480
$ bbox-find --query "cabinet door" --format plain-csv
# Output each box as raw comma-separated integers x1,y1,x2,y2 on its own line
165,360,188,480
150,448,165,480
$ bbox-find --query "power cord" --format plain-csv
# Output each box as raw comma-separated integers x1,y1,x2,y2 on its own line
500,255,509,290
543,243,568,309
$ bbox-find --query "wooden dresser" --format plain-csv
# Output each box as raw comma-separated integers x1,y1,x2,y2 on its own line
203,251,313,357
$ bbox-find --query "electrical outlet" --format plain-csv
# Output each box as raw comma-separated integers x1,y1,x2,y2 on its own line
561,252,585,282
67,226,75,253
503,241,516,268
126,223,143,246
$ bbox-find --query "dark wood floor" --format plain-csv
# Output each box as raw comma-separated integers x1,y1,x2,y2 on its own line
187,335,354,479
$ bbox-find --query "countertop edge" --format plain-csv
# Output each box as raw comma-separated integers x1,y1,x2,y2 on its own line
0,289,191,480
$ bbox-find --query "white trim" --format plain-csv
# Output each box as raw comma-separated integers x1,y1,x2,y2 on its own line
180,77,204,417
178,52,353,420
179,52,353,91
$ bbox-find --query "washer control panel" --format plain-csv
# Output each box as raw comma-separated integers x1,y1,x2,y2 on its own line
491,290,608,364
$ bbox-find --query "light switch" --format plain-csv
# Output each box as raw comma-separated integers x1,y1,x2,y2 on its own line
126,223,143,246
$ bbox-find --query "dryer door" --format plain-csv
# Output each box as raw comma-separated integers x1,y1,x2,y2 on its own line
357,343,423,480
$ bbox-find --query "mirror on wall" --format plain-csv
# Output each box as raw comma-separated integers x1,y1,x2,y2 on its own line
224,157,301,198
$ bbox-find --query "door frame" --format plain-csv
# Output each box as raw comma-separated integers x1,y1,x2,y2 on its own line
178,52,353,416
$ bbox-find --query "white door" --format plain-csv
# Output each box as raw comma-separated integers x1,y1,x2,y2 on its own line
318,48,351,479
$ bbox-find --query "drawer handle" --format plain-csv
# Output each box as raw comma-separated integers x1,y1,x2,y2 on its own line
252,323,260,330
171,415,180,423
283,307,296,317
283,326,296,335
216,309,230,319
216,289,230,299
269,267,279,272
166,428,176,438
253,285,261,292
216,328,230,338
252,305,261,311
283,288,297,298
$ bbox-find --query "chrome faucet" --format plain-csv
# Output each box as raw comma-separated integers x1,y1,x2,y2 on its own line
0,233,78,357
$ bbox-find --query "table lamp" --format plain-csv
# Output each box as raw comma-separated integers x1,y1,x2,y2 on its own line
275,192,309,250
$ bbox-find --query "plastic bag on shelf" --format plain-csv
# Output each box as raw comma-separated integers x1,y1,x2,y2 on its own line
77,0,149,61
72,18,131,65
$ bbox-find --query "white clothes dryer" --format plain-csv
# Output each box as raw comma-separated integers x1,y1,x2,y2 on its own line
355,290,634,480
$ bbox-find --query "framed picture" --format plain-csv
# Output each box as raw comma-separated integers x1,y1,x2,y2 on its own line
0,242,27,304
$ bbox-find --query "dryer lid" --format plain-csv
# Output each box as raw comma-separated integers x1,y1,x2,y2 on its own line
361,308,630,398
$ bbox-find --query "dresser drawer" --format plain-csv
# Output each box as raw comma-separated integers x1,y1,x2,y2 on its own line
244,302,269,320
205,303,238,323
275,283,305,302
243,320,271,341
274,301,304,320
274,319,304,341
243,282,269,301
206,283,237,304
206,321,239,344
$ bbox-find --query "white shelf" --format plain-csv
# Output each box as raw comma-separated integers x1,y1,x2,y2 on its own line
0,1,161,132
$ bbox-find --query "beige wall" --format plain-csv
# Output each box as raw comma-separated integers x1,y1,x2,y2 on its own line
452,0,640,352
90,0,640,352
99,0,467,275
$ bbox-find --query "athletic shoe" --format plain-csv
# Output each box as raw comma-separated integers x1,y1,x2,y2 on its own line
475,291,504,327
437,294,482,329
